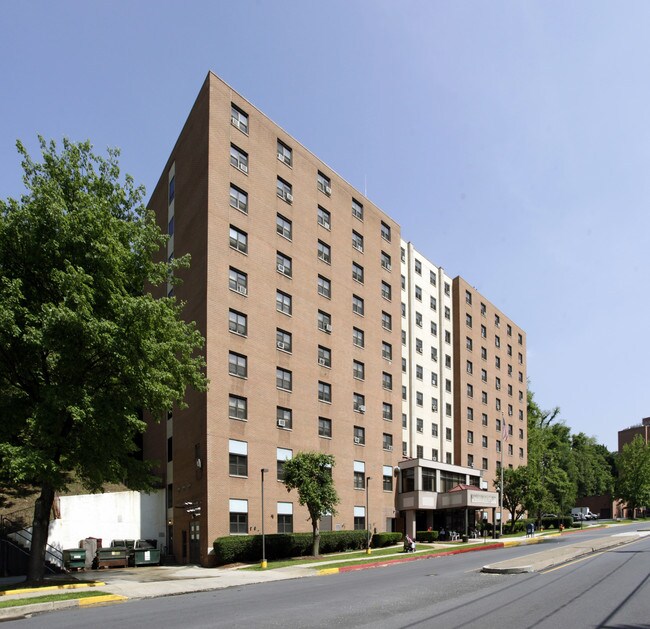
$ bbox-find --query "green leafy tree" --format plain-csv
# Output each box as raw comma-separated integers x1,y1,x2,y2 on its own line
0,138,207,582
571,433,614,498
495,466,531,533
282,452,339,556
615,436,650,518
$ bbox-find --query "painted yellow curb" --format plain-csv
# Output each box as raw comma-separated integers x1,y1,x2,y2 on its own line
78,594,128,606
318,567,340,575
0,582,106,596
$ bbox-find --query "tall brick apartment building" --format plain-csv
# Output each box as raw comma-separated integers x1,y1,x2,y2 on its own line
145,72,526,565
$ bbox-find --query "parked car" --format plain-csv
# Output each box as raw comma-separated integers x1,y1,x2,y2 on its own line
541,513,557,518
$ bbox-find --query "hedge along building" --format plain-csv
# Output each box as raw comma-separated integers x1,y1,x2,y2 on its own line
145,72,513,565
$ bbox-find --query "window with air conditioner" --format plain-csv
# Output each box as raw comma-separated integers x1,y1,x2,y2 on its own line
230,144,248,173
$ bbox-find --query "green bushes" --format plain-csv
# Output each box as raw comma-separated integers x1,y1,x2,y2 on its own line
415,530,439,543
213,530,369,565
371,532,403,548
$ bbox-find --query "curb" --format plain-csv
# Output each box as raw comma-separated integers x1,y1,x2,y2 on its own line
0,592,127,621
0,582,106,596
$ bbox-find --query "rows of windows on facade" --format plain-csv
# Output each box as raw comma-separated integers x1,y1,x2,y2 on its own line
223,101,396,448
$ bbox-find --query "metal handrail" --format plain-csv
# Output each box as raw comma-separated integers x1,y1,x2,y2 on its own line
1,515,64,568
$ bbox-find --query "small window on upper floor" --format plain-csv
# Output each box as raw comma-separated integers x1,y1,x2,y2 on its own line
444,306,450,320
230,184,248,214
444,282,450,296
352,198,363,221
231,104,249,134
381,251,392,271
480,302,486,316
415,286,422,301
381,221,391,242
277,177,292,203
168,176,175,203
230,144,248,174
495,314,500,328
276,252,292,278
430,270,437,286
277,140,292,166
318,240,331,264
465,290,472,305
276,214,292,240
381,281,392,301
229,225,248,254
415,259,422,275
317,206,331,230
317,171,331,196
400,247,406,262
352,262,364,284
352,230,364,252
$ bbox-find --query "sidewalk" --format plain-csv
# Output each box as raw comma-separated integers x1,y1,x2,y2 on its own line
0,526,636,621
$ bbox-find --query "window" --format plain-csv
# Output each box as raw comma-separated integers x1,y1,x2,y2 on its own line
518,371,524,383
467,383,474,398
481,369,487,383
231,104,248,133
402,413,407,428
480,302,486,316
228,309,247,336
381,221,391,242
519,409,524,421
481,391,488,404
495,335,501,348
229,267,247,295
318,275,331,299
496,418,501,432
416,365,423,380
318,310,331,333
416,417,424,433
229,499,248,534
382,342,392,361
353,392,365,412
444,306,450,320
518,333,523,345
481,347,487,360
352,198,364,220
445,404,452,419
276,290,292,315
276,252,292,277
230,144,248,173
277,140,292,166
481,324,487,339
229,395,247,420
277,448,292,481
229,440,248,476
383,465,393,491
430,346,437,361
167,436,172,462
381,311,392,331
431,372,438,387
496,398,501,411
508,403,513,416
382,372,393,390
466,360,473,375
467,407,474,421
416,392,424,407
277,503,293,533
228,352,247,378
445,427,452,440
353,461,366,489
430,296,437,311
507,344,512,357
481,435,488,448
482,413,488,426
276,368,292,391
381,251,392,271
317,206,331,229
518,352,523,364
276,177,292,202
168,175,175,203
415,259,422,275
465,290,473,305
318,345,331,368
431,422,439,437
382,402,393,421
353,360,365,380
317,171,331,195
351,231,364,254
276,214,292,240
495,377,501,390
381,281,392,301
416,445,424,459
445,354,451,368
353,425,365,445
519,428,524,440
352,327,364,348
430,270,437,286
354,506,366,530
318,381,331,403
230,184,248,213
467,430,474,444
318,240,331,264
508,444,513,456
352,262,364,283
352,294,364,315
467,454,474,468
229,225,248,253
402,330,407,345
319,417,332,438
431,321,437,336
431,398,438,413
276,328,292,352
495,356,501,369
466,313,472,328
444,282,450,296
446,453,452,464
495,314,500,328
277,407,292,430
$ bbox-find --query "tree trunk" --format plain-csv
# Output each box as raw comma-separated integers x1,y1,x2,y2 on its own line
27,484,55,583
311,520,320,557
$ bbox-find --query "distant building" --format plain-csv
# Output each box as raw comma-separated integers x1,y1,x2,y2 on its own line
618,417,650,450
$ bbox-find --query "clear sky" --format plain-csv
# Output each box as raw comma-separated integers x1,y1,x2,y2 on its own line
2,1,648,451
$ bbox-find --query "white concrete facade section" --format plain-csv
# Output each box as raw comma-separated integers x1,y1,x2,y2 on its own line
47,490,166,551
400,240,454,464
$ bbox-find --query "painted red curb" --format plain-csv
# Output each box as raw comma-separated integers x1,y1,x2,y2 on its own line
338,543,504,573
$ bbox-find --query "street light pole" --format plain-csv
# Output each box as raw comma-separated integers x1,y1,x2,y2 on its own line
261,468,269,569
366,476,372,555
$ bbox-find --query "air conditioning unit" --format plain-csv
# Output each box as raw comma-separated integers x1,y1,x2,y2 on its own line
318,358,327,366
325,324,332,333
277,264,287,274
277,341,286,350
358,405,366,413
386,445,393,451
285,192,293,202
231,116,239,126
239,163,248,173
384,263,392,271
236,285,247,296
354,437,361,444
277,152,284,161
325,185,332,195
277,419,286,428
432,456,438,462
196,458,202,468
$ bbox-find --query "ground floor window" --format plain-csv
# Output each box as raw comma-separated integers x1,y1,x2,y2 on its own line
229,498,248,534
277,514,293,533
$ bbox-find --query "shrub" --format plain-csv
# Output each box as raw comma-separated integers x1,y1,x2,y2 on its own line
371,532,403,548
415,530,439,543
213,530,369,565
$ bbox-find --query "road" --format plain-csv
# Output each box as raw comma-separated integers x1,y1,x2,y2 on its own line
7,524,650,629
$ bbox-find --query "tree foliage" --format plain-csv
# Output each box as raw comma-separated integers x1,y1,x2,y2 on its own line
615,436,650,516
282,452,339,556
0,138,207,580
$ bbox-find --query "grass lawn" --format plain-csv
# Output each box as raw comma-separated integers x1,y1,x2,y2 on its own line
0,591,109,609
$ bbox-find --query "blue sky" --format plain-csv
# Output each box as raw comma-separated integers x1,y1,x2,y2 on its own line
2,1,648,450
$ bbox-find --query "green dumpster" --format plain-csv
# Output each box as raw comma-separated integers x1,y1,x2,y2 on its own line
96,546,128,568
63,548,86,570
133,540,161,566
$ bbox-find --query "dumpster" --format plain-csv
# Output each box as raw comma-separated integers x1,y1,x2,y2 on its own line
133,540,161,566
96,546,128,568
63,548,86,571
